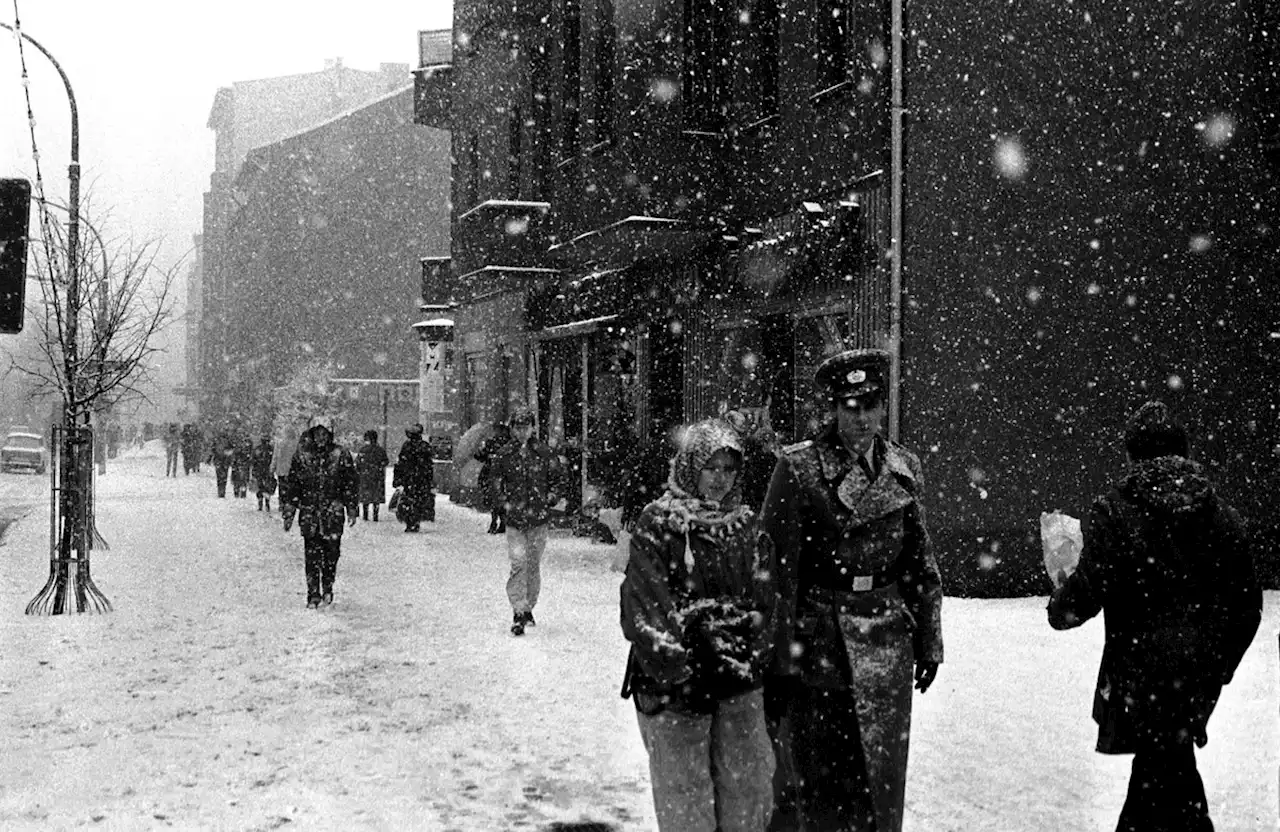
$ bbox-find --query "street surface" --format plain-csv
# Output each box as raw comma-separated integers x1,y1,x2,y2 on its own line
0,443,1274,830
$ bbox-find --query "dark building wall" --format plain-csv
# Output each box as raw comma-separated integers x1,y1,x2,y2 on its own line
903,0,1280,592
222,88,451,396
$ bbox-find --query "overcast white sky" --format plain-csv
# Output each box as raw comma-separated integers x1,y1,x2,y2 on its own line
0,0,452,277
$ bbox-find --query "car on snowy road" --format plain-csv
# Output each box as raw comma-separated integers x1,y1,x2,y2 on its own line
1,430,48,475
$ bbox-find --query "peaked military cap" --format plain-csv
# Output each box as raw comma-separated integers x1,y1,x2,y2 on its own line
814,348,890,403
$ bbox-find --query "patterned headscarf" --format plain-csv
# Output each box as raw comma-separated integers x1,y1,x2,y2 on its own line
650,419,754,548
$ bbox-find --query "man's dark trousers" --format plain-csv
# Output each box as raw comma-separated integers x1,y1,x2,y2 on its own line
214,461,230,497
303,536,341,603
1117,743,1213,832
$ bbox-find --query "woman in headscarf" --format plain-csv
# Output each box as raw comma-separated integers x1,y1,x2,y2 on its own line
620,418,777,832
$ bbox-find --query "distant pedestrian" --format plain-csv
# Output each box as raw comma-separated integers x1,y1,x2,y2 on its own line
356,429,389,522
164,423,181,477
620,417,777,832
474,422,511,534
208,424,234,498
282,414,358,609
1048,400,1262,832
251,435,276,513
272,426,299,510
392,424,435,532
492,407,563,636
230,426,254,499
180,423,198,475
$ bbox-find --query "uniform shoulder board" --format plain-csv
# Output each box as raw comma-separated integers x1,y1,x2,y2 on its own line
781,439,814,455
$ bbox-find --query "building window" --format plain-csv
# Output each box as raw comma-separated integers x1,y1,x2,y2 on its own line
684,0,730,130
594,0,616,143
816,0,853,91
755,0,780,117
509,106,523,197
562,0,582,156
466,132,480,208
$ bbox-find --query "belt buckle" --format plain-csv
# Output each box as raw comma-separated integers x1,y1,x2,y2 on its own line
851,575,874,592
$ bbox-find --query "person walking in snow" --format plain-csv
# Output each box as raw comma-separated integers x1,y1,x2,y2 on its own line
620,418,778,832
1047,400,1261,832
392,424,435,532
282,414,359,609
164,422,181,477
474,422,512,534
208,423,235,498
230,424,254,499
760,348,943,832
356,429,389,522
492,407,562,636
251,434,276,513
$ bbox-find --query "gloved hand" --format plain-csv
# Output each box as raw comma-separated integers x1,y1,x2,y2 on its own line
914,660,939,693
347,512,357,527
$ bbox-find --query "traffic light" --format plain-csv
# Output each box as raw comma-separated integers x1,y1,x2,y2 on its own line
0,177,32,334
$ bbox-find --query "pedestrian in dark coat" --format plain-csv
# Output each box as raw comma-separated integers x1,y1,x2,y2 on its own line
208,425,235,498
492,407,563,635
180,423,198,475
356,429,389,522
251,435,276,513
392,424,435,532
230,425,254,499
282,414,359,609
621,418,778,832
1048,400,1261,832
164,423,181,477
474,423,512,534
761,349,943,832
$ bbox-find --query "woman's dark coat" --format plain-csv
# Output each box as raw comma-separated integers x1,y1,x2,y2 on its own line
1048,455,1262,753
251,440,276,496
356,439,389,505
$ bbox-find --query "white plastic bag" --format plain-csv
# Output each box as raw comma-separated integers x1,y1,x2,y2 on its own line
1040,511,1083,588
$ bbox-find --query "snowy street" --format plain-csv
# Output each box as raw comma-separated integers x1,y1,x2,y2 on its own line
0,444,1275,831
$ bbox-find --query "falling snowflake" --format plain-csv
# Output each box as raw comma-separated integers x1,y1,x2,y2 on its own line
1196,113,1235,147
1188,234,1212,253
1167,374,1184,391
993,136,1028,180
650,77,679,103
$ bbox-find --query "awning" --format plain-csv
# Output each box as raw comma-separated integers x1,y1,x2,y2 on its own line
532,314,620,342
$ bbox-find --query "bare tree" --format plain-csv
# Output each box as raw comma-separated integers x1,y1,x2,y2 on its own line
11,199,182,417
14,196,183,614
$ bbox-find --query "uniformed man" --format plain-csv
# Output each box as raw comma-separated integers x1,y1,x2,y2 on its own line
761,347,943,832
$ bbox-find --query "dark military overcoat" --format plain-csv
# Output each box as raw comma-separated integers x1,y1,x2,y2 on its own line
761,423,943,832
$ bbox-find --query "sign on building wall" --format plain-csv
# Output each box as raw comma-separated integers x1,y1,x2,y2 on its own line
421,342,446,413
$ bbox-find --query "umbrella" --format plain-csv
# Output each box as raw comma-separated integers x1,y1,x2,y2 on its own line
452,422,495,467
458,458,485,488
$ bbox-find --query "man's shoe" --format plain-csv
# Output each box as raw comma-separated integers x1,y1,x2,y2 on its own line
523,611,536,626
511,613,526,636
306,599,320,610
319,592,333,608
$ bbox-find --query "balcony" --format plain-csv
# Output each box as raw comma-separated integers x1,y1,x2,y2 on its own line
547,215,710,270
454,200,552,275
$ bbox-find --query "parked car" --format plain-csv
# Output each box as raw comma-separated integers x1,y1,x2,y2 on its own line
1,430,48,474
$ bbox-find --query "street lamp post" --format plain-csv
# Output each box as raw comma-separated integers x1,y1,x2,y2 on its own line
2,21,111,614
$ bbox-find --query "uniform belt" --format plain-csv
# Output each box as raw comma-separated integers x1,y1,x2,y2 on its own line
808,565,901,599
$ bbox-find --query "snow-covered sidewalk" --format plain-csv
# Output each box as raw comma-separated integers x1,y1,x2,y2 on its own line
0,451,1275,830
